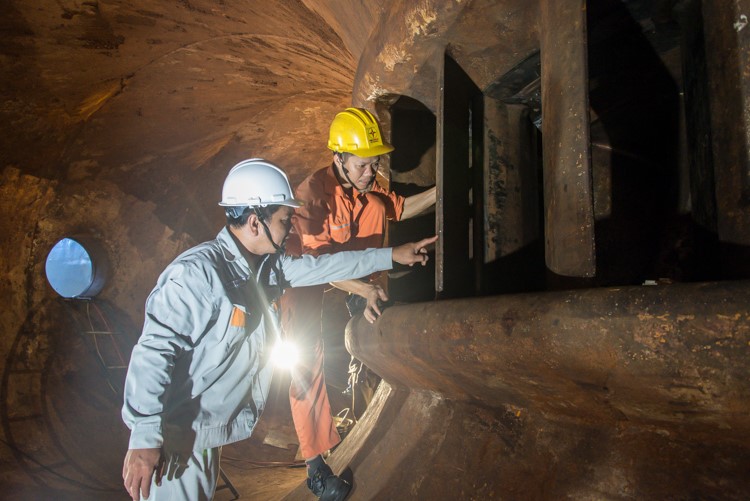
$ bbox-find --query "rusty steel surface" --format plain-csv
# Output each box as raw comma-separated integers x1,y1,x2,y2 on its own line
352,0,540,112
483,101,539,262
349,280,750,431
540,0,596,277
702,0,750,245
280,281,750,499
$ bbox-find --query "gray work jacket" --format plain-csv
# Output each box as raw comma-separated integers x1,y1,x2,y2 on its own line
122,226,392,453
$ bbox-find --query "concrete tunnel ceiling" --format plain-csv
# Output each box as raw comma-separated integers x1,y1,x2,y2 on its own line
3,0,750,499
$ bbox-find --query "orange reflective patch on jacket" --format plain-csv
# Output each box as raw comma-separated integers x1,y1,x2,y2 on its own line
230,307,245,328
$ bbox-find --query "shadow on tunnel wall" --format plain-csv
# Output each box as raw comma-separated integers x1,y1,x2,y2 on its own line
1,298,136,498
589,0,678,285
386,96,437,304
588,0,721,286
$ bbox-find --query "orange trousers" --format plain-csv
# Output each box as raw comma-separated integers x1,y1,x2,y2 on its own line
280,284,340,460
282,190,393,459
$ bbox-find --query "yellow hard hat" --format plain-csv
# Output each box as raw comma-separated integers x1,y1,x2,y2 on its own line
327,108,395,157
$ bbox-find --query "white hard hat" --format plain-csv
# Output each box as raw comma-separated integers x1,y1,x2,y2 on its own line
218,158,302,208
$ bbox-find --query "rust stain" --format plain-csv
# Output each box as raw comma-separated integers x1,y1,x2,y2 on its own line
406,5,438,37
501,309,518,336
377,43,410,72
77,79,123,121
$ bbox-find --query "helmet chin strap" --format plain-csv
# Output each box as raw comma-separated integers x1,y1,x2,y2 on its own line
253,207,285,254
338,155,375,194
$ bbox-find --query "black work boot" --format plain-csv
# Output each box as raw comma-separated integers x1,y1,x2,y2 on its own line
306,463,351,501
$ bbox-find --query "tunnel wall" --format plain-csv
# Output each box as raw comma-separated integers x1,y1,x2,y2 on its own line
0,0,360,495
0,166,194,494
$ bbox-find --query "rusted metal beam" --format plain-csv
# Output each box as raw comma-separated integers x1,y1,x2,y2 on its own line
484,101,538,261
702,0,750,245
347,280,750,433
540,0,596,277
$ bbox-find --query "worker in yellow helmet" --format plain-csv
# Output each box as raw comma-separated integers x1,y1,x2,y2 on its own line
280,108,436,500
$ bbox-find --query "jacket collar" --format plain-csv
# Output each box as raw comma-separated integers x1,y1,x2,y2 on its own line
217,226,251,273
217,226,279,282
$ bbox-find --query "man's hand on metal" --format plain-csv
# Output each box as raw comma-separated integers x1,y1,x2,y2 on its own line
392,235,438,267
363,284,389,323
123,447,163,501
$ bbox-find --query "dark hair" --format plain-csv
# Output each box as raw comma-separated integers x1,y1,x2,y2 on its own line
226,205,284,229
334,151,352,164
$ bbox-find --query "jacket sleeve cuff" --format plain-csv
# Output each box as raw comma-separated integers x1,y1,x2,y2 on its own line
128,426,164,450
381,248,394,269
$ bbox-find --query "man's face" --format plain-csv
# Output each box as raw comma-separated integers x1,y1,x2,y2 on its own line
340,154,381,191
263,206,294,252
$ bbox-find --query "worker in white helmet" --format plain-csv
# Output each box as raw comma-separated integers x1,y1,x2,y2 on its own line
121,158,436,501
